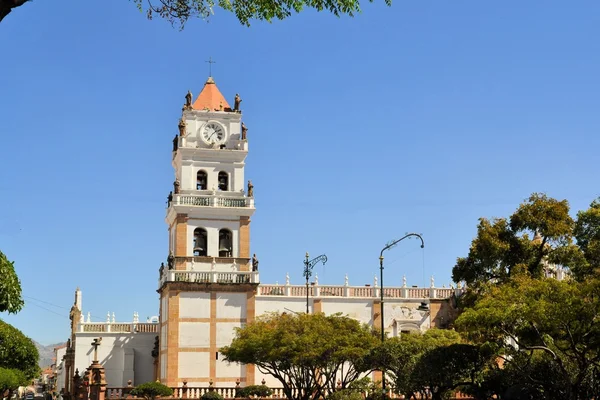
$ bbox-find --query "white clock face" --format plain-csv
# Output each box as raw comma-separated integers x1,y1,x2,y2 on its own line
202,122,226,144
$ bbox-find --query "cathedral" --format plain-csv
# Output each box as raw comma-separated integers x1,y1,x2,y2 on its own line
54,76,460,395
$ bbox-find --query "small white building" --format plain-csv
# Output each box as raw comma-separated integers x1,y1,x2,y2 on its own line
60,289,158,389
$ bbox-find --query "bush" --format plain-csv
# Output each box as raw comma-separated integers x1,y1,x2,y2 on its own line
201,392,224,400
130,381,174,400
0,368,27,392
0,321,39,380
235,385,272,398
327,389,364,400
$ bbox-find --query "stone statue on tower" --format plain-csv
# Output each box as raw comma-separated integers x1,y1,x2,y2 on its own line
184,90,193,110
234,94,242,112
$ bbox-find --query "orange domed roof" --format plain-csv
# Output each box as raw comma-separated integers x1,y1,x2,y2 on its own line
192,77,231,111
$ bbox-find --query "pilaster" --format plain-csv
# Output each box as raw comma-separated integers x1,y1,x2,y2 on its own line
245,290,256,384
175,214,188,258
166,289,180,387
239,217,251,261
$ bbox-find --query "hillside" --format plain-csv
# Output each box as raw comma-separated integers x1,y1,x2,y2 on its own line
34,341,65,368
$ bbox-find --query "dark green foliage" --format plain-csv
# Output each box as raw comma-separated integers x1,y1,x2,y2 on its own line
0,367,28,392
326,389,363,400
0,320,39,379
201,392,224,400
0,251,24,314
452,193,589,289
235,385,272,398
133,0,390,29
222,312,377,400
130,381,174,400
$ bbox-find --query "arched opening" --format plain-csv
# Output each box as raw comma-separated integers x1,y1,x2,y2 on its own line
197,170,208,190
193,228,208,257
218,229,232,257
218,171,228,191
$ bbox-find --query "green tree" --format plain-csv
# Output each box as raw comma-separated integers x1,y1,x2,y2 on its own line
452,193,589,291
130,381,174,400
0,367,28,396
1,0,390,26
0,320,39,380
0,251,24,314
221,312,378,400
369,329,462,399
455,276,600,400
574,198,600,276
410,343,490,400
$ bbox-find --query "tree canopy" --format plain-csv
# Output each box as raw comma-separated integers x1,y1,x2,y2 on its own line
0,319,39,380
0,0,389,27
452,193,597,290
455,275,600,400
0,251,24,314
221,312,378,400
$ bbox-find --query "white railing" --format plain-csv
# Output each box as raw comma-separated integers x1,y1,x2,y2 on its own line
171,193,254,208
161,270,259,286
257,283,462,299
79,322,158,334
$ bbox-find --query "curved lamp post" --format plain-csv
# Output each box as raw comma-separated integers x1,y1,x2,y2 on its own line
303,252,327,314
379,233,425,395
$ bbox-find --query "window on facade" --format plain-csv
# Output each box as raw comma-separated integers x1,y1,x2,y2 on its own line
218,172,228,191
193,228,208,257
218,229,232,257
197,170,208,190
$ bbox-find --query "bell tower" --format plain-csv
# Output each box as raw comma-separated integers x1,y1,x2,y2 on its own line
158,76,258,387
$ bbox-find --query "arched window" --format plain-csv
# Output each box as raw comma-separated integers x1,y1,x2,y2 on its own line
218,172,228,191
218,229,232,257
193,228,207,257
197,170,208,190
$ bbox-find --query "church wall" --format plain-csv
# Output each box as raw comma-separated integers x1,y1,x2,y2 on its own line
74,333,155,387
179,292,210,318
255,297,306,315
320,299,373,324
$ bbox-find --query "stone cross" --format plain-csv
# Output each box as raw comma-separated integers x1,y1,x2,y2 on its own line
91,337,102,362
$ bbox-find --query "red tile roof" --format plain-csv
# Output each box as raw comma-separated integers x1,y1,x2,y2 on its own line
192,77,231,111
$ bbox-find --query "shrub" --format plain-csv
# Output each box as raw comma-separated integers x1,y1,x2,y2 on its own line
327,389,363,400
235,384,272,398
130,381,174,400
202,392,224,400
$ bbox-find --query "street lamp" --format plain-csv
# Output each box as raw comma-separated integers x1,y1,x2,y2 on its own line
379,233,425,396
303,252,328,314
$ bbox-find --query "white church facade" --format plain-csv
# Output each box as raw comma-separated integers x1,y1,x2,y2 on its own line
55,76,462,393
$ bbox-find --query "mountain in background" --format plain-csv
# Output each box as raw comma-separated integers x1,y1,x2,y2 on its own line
34,341,65,368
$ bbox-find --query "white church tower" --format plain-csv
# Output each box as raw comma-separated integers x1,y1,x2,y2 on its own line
158,76,258,387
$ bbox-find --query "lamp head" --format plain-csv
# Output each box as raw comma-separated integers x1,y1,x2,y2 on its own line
421,244,424,248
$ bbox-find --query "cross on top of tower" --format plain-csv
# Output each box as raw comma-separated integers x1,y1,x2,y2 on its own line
205,56,216,77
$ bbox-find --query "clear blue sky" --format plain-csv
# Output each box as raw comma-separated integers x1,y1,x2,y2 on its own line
1,0,599,345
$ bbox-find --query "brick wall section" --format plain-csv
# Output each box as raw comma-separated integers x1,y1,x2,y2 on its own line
175,214,188,258
209,293,217,379
245,290,256,385
239,217,251,259
430,299,458,328
313,299,322,313
166,289,180,386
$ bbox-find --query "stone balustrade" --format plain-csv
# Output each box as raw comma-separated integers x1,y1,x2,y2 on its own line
171,193,254,208
257,281,460,300
106,385,473,399
79,322,158,334
160,270,260,286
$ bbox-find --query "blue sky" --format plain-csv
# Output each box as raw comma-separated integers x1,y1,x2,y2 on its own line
1,0,599,345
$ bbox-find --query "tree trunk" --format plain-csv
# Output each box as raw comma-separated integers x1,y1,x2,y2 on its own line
0,0,29,23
